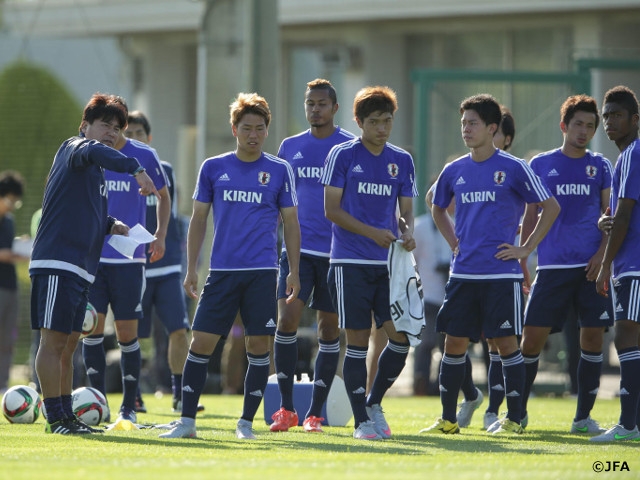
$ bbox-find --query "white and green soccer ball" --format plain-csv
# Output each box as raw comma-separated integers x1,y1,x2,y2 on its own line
2,385,42,424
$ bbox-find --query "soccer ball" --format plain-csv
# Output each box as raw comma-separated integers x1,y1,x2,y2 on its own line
72,386,109,426
2,385,42,424
80,302,98,338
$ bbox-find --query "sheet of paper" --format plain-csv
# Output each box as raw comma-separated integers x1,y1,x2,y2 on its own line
107,223,156,259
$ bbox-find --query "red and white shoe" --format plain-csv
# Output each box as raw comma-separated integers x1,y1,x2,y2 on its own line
303,416,324,433
269,407,299,432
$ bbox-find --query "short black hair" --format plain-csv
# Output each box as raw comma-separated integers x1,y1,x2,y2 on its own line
128,110,151,136
306,78,338,104
460,94,501,128
561,94,600,130
81,93,128,131
0,170,24,198
603,85,639,116
353,86,397,123
499,107,516,151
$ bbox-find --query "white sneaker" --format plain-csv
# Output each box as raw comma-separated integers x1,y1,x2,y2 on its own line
483,411,499,430
590,424,640,442
491,418,524,435
155,420,181,431
158,420,196,439
366,404,391,439
236,419,256,440
353,420,382,440
457,388,483,428
487,418,502,433
571,416,605,434
115,407,137,424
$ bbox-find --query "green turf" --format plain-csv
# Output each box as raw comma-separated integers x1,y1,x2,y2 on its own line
0,394,635,479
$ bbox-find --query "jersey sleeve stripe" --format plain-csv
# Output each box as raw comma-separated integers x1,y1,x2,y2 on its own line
618,146,633,198
320,141,352,184
506,153,550,200
265,153,299,204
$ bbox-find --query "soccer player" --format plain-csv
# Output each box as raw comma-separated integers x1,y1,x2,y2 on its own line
82,105,171,425
457,108,518,430
517,95,613,435
592,85,640,442
125,111,203,414
270,78,356,433
422,93,559,436
159,92,300,440
321,85,418,440
425,108,518,429
30,93,158,434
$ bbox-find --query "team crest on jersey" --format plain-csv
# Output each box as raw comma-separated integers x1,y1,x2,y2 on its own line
586,165,597,177
494,171,506,185
388,163,399,177
258,171,271,185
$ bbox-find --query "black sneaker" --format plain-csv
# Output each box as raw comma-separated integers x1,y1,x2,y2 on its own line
135,396,147,414
45,418,93,435
74,416,104,434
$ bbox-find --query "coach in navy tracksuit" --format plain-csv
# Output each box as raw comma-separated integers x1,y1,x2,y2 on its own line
29,93,158,435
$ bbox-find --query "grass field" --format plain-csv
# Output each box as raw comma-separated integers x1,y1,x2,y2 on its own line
0,393,636,480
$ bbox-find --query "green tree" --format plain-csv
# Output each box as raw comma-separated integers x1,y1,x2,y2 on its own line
0,61,81,367
0,61,81,237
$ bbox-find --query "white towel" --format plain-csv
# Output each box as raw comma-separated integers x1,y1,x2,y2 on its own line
388,240,425,346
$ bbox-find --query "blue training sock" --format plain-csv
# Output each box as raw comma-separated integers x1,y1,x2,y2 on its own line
459,352,478,401
181,351,210,419
574,349,602,421
501,350,525,424
367,339,409,406
241,352,270,422
273,330,298,412
82,335,106,395
617,347,640,430
343,345,368,427
307,337,340,418
486,352,504,414
119,338,141,412
439,353,466,423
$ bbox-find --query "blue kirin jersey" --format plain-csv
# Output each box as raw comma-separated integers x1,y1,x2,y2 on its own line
610,139,640,279
145,160,183,276
433,149,551,280
100,138,167,263
194,151,297,271
30,137,141,284
320,139,418,265
530,148,612,269
277,126,356,257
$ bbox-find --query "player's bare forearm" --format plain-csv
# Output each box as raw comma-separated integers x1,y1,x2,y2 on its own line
148,237,166,263
183,270,199,299
585,239,607,281
324,185,395,247
184,200,209,298
432,205,458,253
519,196,560,253
398,197,416,251
281,207,300,260
135,171,160,199
154,185,171,242
519,203,539,249
281,206,301,303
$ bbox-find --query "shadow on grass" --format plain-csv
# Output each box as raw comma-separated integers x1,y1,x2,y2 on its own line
146,411,237,422
80,426,559,456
